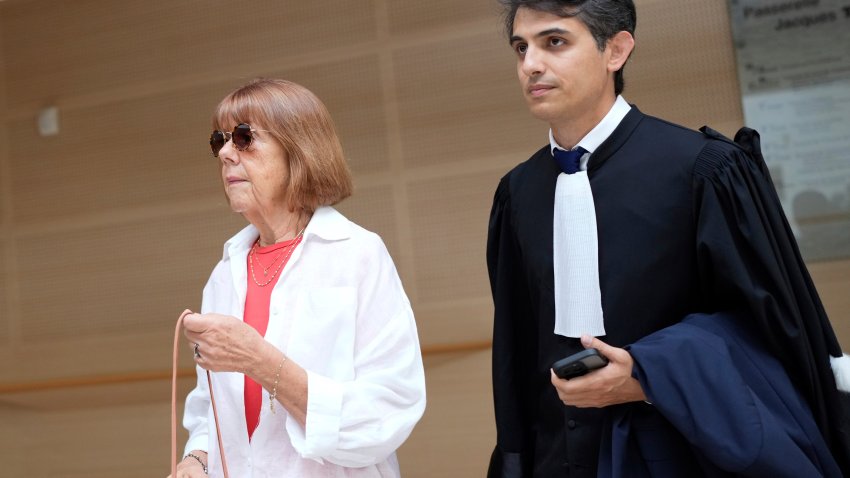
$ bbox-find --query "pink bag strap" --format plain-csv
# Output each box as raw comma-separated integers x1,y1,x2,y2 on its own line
172,309,229,477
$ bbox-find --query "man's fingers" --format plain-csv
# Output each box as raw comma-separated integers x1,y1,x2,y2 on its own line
582,334,622,361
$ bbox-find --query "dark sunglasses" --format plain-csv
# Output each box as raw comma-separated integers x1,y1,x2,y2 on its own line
209,123,268,157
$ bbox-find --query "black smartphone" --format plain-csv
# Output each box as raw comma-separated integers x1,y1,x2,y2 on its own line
552,348,609,379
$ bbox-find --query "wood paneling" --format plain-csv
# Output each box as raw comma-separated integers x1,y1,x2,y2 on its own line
809,259,850,347
387,0,501,36
408,170,503,304
627,0,743,136
0,6,9,348
16,209,241,343
397,350,495,478
0,401,180,477
7,87,225,224
334,184,401,266
264,55,390,174
0,351,495,477
0,247,7,345
0,0,847,476
2,0,379,112
394,31,543,169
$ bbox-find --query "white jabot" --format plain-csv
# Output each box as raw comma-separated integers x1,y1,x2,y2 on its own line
551,96,631,338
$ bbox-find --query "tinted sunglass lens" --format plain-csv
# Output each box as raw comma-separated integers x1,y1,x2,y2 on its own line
232,124,253,150
210,131,226,157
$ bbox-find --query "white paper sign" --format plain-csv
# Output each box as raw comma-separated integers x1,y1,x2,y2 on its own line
728,0,850,260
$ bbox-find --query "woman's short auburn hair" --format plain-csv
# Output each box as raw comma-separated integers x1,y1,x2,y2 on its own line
212,78,353,213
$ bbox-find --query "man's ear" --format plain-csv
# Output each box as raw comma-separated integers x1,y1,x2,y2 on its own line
606,31,635,73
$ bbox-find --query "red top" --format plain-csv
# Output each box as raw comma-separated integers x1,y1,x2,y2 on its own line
243,235,301,440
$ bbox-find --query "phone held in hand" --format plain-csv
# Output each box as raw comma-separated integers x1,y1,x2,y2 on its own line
552,348,609,379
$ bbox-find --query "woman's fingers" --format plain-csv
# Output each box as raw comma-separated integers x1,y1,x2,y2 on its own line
182,313,261,373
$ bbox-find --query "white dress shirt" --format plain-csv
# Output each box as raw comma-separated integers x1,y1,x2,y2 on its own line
550,96,631,338
182,206,427,477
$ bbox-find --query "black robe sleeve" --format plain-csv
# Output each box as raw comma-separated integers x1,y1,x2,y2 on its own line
487,175,535,478
692,127,850,473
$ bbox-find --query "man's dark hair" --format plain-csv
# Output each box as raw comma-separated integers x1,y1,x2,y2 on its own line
499,0,636,95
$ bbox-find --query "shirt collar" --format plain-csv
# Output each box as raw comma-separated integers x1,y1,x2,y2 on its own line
221,206,351,260
549,95,632,156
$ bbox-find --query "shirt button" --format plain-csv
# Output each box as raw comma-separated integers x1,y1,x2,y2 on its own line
567,419,577,429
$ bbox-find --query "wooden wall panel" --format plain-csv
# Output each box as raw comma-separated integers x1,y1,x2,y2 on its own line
0,9,9,348
406,168,505,345
8,88,224,224
16,209,241,343
264,54,390,174
394,31,543,169
809,259,850,346
0,353,494,477
0,247,7,345
0,401,176,477
628,0,743,136
3,209,246,383
408,170,503,304
397,350,495,477
334,184,400,258
2,0,378,112
387,0,501,35
0,0,847,476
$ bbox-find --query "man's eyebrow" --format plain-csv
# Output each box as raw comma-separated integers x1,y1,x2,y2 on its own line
509,28,571,44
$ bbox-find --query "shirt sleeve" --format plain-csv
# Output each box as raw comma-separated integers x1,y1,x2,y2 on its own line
286,233,426,467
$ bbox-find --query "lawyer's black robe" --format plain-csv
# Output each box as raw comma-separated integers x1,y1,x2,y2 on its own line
487,107,850,477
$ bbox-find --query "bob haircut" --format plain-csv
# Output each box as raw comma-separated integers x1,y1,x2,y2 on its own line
212,78,353,213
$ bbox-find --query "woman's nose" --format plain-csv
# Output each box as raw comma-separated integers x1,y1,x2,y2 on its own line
218,138,238,163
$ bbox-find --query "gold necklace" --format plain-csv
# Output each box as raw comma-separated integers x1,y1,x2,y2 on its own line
250,243,288,276
249,231,304,287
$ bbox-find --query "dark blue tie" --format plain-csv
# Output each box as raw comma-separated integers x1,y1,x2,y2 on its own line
553,147,588,174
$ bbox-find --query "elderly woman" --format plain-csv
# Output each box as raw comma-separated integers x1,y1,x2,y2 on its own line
171,78,426,477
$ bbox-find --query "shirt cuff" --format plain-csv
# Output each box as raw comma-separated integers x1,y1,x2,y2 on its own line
183,433,209,457
287,371,343,463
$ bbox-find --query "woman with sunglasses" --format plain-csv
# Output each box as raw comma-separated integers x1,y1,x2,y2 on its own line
170,78,426,478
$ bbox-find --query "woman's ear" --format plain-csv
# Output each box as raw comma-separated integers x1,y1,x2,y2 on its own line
606,31,635,73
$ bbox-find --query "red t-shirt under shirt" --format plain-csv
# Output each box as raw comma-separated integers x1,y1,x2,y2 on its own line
243,235,301,440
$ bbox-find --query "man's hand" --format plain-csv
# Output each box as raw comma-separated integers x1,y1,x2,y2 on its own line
550,335,647,407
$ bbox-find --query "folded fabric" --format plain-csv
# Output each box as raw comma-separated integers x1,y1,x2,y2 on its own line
599,312,842,478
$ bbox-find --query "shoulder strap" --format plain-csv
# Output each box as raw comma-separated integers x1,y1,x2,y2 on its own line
172,309,229,477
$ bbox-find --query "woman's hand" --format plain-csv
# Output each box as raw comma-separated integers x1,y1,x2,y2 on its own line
166,451,207,477
183,313,264,374
550,335,647,408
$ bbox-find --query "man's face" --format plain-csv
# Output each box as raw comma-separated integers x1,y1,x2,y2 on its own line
510,7,616,128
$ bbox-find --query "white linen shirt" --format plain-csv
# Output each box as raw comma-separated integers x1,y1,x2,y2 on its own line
182,206,427,478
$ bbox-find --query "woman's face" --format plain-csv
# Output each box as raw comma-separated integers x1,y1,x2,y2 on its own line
217,123,289,219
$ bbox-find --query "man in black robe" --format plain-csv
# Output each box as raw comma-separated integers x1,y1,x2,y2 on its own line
487,1,850,476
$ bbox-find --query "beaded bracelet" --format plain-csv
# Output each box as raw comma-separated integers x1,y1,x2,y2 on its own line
184,452,208,474
269,355,287,414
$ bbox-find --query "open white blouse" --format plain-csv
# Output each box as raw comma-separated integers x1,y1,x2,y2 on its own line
182,206,427,477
